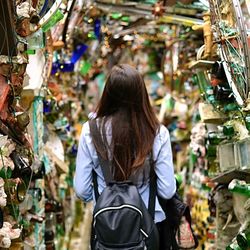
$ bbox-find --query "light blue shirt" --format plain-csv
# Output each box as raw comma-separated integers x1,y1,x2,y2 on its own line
74,121,176,223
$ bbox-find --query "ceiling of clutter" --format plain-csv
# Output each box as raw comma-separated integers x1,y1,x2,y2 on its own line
50,0,207,44
55,0,208,62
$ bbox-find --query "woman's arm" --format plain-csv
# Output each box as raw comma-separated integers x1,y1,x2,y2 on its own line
154,125,176,199
73,122,94,202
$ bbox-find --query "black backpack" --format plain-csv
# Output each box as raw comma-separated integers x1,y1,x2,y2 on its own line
89,120,159,250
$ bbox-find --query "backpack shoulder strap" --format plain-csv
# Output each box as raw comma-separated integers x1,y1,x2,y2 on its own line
92,169,99,200
148,152,157,220
89,119,113,185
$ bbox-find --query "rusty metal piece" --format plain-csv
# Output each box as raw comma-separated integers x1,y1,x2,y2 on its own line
0,75,10,121
16,111,30,131
4,116,31,148
16,18,32,37
0,76,31,149
0,64,11,77
8,63,27,97
10,74,25,96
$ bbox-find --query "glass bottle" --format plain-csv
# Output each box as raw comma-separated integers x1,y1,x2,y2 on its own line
42,10,64,33
236,230,250,249
228,179,250,197
226,241,242,250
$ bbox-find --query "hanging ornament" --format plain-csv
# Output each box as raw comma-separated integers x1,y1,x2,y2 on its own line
53,40,65,50
26,29,45,50
43,100,53,114
111,12,122,19
88,5,101,18
42,9,64,32
94,19,101,39
152,2,165,17
121,16,130,23
4,178,27,204
59,62,74,73
70,44,88,64
51,61,75,74
51,62,60,75
87,31,97,40
80,61,92,76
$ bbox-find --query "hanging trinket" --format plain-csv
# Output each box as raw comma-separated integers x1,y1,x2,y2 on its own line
0,222,22,248
80,60,92,76
71,44,88,64
42,9,64,33
152,2,165,17
26,29,45,51
4,178,26,204
94,19,101,39
9,151,31,179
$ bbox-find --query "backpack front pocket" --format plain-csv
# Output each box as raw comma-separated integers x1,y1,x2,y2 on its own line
95,240,146,250
94,205,146,245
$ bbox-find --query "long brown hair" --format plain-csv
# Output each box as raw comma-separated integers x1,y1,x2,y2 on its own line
94,64,159,181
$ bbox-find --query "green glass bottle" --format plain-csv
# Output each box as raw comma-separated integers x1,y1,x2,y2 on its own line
25,49,36,55
206,144,217,157
237,231,250,249
42,9,64,32
224,103,239,112
226,241,243,250
245,115,250,131
80,60,92,76
111,12,122,19
0,167,12,179
228,179,250,197
223,125,235,137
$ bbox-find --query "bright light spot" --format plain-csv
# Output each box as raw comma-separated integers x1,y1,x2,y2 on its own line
157,72,163,79
123,35,133,41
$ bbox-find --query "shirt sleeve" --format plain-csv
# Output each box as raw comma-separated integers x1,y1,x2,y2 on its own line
154,125,176,199
73,122,94,202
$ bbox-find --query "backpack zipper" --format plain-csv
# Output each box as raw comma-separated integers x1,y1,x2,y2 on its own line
94,205,149,239
140,229,148,238
94,204,143,218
